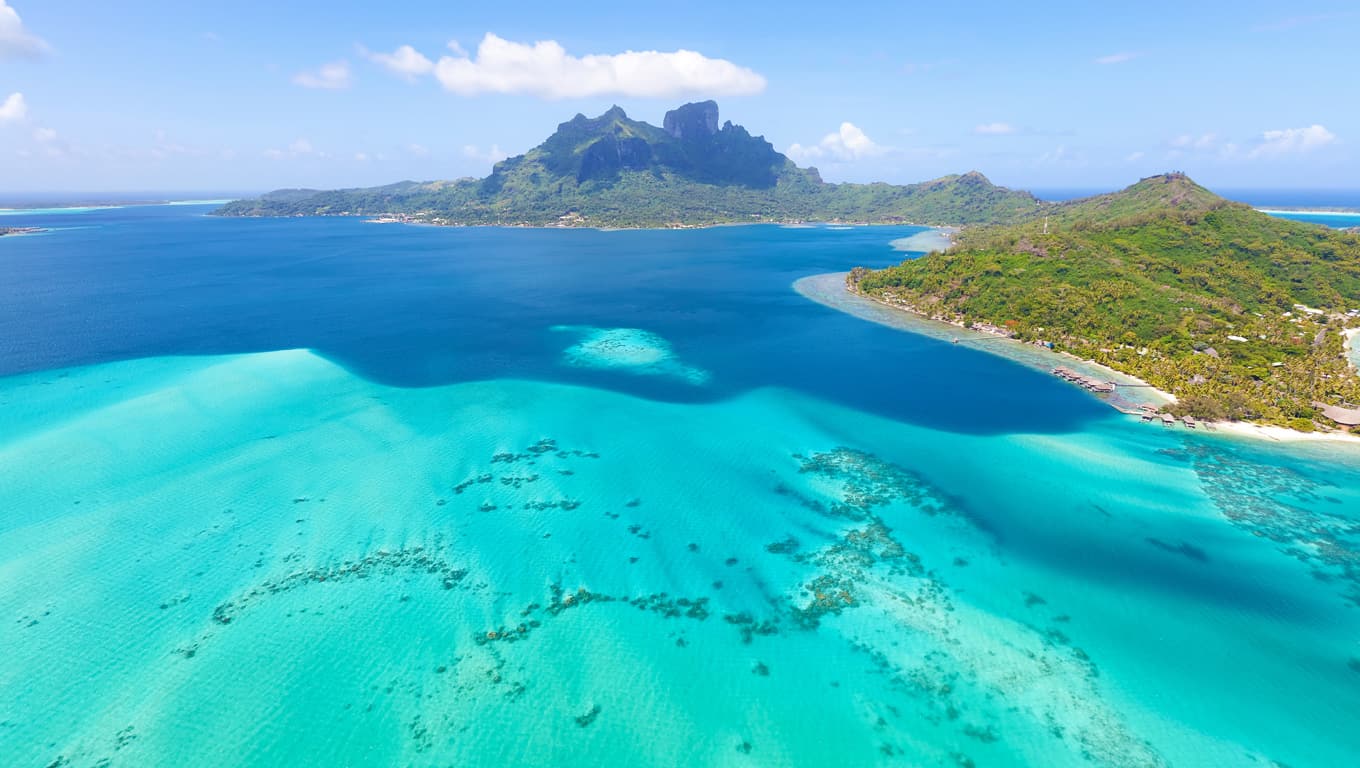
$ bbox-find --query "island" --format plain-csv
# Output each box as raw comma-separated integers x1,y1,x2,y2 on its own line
217,101,1040,228
217,104,1360,434
849,173,1360,433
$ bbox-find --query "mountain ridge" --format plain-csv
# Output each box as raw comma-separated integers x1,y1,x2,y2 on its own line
216,101,1039,227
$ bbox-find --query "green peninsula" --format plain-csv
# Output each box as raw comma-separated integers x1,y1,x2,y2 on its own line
851,174,1360,430
217,101,1038,228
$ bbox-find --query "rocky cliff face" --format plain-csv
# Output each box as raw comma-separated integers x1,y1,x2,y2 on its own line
663,101,720,140
577,135,655,182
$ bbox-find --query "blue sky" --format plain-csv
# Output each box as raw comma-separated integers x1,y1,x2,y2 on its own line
1,0,1357,193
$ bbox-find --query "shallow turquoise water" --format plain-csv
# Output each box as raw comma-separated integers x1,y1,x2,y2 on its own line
2,208,1360,767
1263,209,1360,228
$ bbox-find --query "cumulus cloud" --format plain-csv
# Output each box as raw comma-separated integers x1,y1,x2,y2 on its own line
0,91,26,123
407,143,430,157
462,143,508,166
292,60,351,90
974,122,1015,135
0,1,48,58
32,125,55,142
373,33,765,99
1249,124,1337,157
362,44,434,80
787,122,884,164
1095,52,1139,65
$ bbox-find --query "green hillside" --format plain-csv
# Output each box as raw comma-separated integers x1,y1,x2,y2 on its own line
217,102,1039,227
852,174,1360,429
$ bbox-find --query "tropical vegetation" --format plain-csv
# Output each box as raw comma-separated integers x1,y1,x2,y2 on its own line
851,174,1360,428
217,101,1039,228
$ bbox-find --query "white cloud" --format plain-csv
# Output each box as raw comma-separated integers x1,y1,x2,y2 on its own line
1034,144,1087,168
0,91,26,123
363,44,434,80
1037,145,1067,164
140,129,199,159
974,122,1015,135
407,143,430,157
264,138,317,159
787,122,884,163
292,60,351,90
1125,151,1146,163
355,152,370,162
407,33,765,99
1169,132,1218,150
1095,52,1140,65
0,1,48,58
1249,124,1337,158
1161,132,1241,161
462,143,508,166
31,125,68,157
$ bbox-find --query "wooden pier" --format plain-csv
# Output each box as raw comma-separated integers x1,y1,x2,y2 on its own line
1051,367,1210,429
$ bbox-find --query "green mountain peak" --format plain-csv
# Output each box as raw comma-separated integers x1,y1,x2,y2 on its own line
217,101,1039,227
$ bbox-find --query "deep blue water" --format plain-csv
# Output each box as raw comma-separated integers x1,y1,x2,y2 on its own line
0,205,1107,435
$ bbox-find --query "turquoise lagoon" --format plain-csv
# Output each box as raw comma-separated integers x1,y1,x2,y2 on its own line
2,207,1359,767
1262,209,1360,229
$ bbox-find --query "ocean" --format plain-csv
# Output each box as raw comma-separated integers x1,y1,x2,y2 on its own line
2,204,1358,767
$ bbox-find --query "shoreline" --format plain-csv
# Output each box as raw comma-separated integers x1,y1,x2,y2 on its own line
1255,207,1360,216
1206,420,1360,444
793,272,1176,409
229,209,964,233
795,271,1360,447
889,227,957,254
0,200,231,216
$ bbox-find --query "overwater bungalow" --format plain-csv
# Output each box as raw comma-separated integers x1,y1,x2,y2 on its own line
1183,416,1197,429
1161,414,1176,426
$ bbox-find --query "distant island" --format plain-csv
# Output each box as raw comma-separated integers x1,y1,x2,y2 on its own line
850,173,1360,432
217,101,1040,228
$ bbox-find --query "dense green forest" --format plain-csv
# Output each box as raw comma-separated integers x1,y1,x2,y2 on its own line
852,174,1360,429
217,102,1039,227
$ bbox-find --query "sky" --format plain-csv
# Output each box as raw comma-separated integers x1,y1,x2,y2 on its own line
1,0,1357,194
